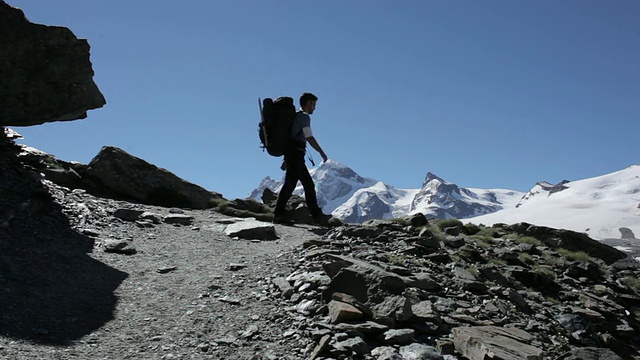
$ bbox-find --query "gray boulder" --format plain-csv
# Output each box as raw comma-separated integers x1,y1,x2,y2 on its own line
0,1,105,126
84,146,223,209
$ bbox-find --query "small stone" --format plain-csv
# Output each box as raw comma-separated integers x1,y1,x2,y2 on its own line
156,266,177,274
241,325,259,338
163,214,194,225
383,329,415,345
328,300,364,324
219,296,241,305
228,263,247,271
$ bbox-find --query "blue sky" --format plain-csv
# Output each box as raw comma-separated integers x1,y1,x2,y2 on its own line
9,1,640,200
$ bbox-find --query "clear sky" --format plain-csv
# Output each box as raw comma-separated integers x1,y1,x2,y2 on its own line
8,0,640,200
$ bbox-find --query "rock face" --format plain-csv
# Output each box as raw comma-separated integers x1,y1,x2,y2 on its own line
0,1,106,126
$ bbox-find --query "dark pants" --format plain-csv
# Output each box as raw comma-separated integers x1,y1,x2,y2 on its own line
274,147,322,216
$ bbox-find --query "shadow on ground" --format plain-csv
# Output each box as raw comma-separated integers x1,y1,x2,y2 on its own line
0,139,128,345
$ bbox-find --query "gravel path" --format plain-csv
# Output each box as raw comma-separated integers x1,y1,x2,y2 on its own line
0,179,324,360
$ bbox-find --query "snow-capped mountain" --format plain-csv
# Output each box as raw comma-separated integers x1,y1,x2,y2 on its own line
467,165,640,240
249,160,522,223
251,161,640,241
410,172,523,219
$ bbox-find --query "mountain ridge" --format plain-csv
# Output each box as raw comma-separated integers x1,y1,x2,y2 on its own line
251,161,640,240
250,159,523,222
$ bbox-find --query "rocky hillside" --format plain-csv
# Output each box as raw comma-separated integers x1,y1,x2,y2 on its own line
3,133,640,359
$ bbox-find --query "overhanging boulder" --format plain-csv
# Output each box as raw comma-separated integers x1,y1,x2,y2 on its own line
0,1,106,126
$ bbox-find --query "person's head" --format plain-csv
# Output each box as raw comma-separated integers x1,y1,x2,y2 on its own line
300,92,318,114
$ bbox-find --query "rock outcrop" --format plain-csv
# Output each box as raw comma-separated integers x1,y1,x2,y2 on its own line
0,1,105,126
15,144,225,209
83,146,223,209
272,219,640,359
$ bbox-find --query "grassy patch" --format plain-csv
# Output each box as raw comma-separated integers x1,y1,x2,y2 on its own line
542,253,566,267
621,276,640,294
533,265,557,280
466,265,480,277
470,235,497,248
488,258,507,266
388,253,426,267
388,254,406,266
515,236,543,247
463,223,481,235
518,253,535,265
435,219,464,231
426,225,448,242
557,248,593,262
208,197,230,208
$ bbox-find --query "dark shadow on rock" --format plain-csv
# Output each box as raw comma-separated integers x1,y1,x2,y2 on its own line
309,228,331,236
0,138,128,345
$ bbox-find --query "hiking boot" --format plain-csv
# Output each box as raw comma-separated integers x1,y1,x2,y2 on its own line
311,213,330,227
273,214,294,226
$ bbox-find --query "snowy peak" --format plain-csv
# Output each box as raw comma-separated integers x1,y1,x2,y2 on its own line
313,159,370,185
469,164,640,239
311,160,377,210
423,172,443,183
249,164,522,223
247,176,280,200
410,172,519,219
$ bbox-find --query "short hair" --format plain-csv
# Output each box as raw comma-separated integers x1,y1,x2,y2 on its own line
300,92,318,107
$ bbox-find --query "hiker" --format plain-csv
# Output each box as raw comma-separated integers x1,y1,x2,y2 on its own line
273,92,329,226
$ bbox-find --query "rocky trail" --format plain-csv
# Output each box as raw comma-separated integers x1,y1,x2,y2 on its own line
2,136,640,359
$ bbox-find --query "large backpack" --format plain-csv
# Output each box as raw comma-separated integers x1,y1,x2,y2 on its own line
258,96,297,157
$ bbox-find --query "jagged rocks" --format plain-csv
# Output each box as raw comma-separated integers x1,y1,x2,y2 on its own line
0,1,106,126
271,219,640,359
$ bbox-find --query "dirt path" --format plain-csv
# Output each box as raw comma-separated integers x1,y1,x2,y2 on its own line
0,183,323,360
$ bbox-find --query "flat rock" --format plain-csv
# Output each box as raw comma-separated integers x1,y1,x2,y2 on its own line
452,326,543,360
224,220,278,240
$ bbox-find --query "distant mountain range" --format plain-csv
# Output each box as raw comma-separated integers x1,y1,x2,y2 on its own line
250,161,640,240
248,160,519,222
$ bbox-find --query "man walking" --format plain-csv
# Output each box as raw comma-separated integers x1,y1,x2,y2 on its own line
273,92,329,226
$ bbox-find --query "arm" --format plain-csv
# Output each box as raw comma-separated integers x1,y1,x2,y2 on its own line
306,136,328,162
